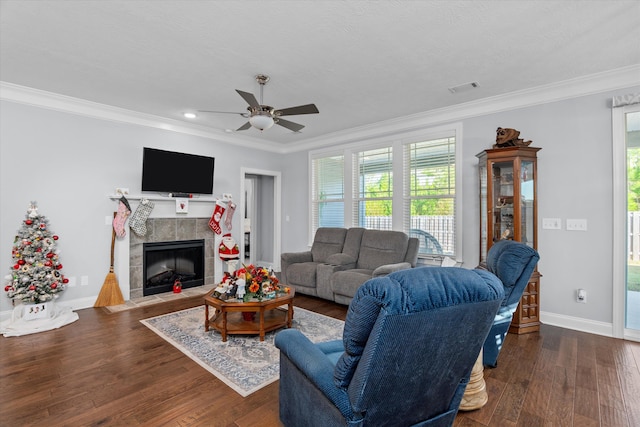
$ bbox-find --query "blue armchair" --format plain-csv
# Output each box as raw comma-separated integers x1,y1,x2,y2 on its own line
275,266,504,427
481,240,540,367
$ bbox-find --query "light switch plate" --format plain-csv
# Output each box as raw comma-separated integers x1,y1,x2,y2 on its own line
542,218,561,229
566,219,587,231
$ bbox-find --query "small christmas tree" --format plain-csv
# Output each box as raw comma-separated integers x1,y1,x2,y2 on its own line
4,201,68,303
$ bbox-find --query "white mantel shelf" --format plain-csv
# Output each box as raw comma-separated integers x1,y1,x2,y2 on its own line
107,194,218,203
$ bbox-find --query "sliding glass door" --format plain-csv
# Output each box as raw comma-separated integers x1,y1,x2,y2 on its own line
625,109,640,335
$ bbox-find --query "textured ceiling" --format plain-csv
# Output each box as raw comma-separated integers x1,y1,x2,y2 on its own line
1,0,639,146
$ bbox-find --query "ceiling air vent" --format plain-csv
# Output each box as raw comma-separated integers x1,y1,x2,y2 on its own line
448,81,480,94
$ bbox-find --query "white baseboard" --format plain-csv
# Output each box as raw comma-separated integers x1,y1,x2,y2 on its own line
540,311,613,337
1,296,97,322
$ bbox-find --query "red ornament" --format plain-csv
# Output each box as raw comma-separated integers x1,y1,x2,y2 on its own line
44,261,53,267
28,285,36,291
4,285,11,292
51,282,58,289
18,259,26,265
173,280,182,294
53,235,59,240
46,253,54,259
13,264,20,270
39,223,46,229
36,248,42,252
25,220,33,225
56,264,63,270
62,278,69,284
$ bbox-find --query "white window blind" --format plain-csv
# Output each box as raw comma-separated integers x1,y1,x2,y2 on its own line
353,147,393,230
311,155,345,233
404,136,456,256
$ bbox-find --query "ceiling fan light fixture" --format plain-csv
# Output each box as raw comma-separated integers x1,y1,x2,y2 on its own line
249,113,275,131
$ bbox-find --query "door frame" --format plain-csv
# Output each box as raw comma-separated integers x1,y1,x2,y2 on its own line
612,102,640,341
240,167,282,271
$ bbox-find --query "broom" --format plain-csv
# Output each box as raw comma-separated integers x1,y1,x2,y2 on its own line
94,212,125,307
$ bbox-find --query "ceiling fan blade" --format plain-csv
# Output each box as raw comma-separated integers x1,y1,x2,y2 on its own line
236,122,252,131
236,90,260,108
276,118,305,132
197,110,249,117
274,103,319,116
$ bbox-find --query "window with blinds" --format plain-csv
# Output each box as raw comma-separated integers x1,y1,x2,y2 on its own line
311,154,345,232
353,147,393,230
404,136,456,256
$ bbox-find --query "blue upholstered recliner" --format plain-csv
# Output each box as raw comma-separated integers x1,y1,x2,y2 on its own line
275,266,504,427
481,240,540,368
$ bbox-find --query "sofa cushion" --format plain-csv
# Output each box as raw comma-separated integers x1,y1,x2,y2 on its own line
331,269,374,297
356,230,409,270
342,228,365,260
286,262,318,288
311,228,348,263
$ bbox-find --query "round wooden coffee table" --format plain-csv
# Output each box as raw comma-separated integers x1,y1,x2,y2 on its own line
203,289,295,342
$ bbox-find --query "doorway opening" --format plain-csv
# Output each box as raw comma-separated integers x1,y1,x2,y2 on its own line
240,168,281,271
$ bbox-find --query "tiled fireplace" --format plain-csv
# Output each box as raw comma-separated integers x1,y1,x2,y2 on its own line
129,217,216,299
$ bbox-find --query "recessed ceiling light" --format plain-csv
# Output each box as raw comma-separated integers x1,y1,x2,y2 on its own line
448,81,480,94
183,112,197,119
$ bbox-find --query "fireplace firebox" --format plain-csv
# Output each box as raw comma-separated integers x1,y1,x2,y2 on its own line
143,239,205,296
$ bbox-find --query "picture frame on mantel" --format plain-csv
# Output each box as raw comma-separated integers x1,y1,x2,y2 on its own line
176,198,189,214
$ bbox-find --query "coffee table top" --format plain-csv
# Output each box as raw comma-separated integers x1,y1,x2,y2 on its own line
204,288,295,307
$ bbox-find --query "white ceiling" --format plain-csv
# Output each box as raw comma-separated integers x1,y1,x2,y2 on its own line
1,0,639,147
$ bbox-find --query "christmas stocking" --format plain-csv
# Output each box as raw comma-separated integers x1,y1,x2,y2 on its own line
113,196,131,238
208,200,226,234
225,201,236,230
129,199,155,236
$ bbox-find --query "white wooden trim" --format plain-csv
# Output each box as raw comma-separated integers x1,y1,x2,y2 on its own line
240,168,282,271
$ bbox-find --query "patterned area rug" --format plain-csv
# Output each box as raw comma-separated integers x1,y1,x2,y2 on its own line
141,306,344,396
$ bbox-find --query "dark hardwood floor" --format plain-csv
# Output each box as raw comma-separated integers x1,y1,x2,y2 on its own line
1,293,639,426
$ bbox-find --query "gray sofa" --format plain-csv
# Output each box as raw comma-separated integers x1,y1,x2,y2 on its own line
280,227,419,304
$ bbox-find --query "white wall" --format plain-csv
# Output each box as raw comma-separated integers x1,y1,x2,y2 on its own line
280,150,310,253
0,100,284,314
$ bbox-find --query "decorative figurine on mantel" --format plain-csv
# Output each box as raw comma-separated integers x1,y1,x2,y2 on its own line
494,127,532,148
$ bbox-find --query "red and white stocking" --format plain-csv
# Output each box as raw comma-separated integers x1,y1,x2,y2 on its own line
208,200,226,234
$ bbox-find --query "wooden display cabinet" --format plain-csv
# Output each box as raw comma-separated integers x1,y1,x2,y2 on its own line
478,146,541,334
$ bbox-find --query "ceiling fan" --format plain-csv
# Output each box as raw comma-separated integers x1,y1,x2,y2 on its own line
198,74,319,132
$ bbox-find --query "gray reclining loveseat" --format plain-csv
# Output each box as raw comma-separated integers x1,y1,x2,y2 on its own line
280,227,419,304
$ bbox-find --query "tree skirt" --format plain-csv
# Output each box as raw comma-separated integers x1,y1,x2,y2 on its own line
0,301,79,337
141,306,344,396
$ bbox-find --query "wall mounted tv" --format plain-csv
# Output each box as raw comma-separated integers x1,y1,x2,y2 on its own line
141,148,215,195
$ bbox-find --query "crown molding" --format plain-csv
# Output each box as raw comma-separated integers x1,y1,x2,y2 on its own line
2,65,639,155
0,82,285,153
290,65,640,154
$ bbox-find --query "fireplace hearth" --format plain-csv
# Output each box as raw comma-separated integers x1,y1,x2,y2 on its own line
143,239,205,296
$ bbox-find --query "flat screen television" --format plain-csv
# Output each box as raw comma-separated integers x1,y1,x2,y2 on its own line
141,147,215,195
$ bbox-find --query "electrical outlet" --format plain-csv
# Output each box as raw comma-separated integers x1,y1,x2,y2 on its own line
542,218,561,229
81,276,89,287
567,219,587,231
577,289,587,303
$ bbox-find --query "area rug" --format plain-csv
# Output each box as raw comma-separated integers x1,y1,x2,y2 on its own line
141,306,344,397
